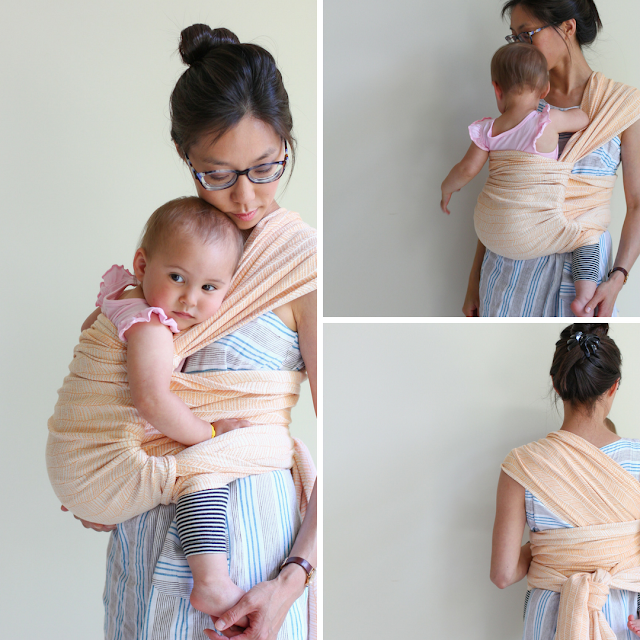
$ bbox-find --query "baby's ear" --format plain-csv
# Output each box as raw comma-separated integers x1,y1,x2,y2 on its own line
132,248,148,281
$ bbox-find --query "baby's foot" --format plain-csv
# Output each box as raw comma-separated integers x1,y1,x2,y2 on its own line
628,615,640,637
570,296,595,317
190,575,249,628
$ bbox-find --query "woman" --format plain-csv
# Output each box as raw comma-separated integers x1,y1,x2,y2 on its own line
464,0,640,317
66,25,317,640
491,323,640,639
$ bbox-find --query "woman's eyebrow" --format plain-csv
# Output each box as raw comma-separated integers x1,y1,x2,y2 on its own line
202,148,279,166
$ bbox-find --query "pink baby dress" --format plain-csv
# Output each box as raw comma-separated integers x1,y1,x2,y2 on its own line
468,104,558,160
96,265,179,342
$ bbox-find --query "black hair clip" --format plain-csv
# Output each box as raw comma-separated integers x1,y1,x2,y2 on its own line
567,331,600,360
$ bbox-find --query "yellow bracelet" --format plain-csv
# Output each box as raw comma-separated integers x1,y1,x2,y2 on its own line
211,424,216,439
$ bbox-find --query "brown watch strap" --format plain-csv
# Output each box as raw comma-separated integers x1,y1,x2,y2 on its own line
608,266,629,284
280,556,315,586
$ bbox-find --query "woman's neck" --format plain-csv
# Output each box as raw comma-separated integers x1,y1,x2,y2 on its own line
560,402,620,448
546,48,593,108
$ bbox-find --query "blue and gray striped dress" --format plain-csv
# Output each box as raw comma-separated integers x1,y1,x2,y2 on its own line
103,312,309,640
479,101,621,317
522,439,640,640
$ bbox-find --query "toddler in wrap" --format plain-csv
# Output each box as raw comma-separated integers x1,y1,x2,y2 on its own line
60,196,253,623
441,43,596,316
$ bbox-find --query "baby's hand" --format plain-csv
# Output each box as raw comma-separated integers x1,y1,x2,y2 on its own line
440,191,452,215
214,418,252,436
628,615,640,637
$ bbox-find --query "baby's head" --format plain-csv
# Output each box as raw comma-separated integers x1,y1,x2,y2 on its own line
490,43,549,111
133,196,244,331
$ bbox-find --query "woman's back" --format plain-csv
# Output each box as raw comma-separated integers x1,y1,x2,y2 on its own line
522,438,640,640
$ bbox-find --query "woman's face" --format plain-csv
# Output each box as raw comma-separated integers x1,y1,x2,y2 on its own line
185,116,285,231
509,5,572,71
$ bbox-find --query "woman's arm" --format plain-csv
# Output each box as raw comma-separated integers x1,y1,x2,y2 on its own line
462,240,486,317
208,291,317,640
441,143,489,214
491,470,530,588
586,118,640,316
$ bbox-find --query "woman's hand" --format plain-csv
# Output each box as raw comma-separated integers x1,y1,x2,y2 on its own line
584,271,625,317
462,280,480,317
204,565,307,640
60,505,116,532
462,240,486,317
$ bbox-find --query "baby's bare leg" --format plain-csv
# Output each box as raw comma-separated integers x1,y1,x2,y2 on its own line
177,488,249,626
571,280,597,317
188,554,249,627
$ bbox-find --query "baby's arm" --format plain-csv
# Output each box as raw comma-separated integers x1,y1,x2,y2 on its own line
441,143,489,214
548,107,589,135
126,318,243,446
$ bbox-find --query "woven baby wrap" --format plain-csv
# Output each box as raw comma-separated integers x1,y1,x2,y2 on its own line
502,430,640,640
47,207,316,524
474,73,640,260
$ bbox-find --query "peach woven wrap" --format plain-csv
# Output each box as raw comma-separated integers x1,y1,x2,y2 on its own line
47,207,318,635
502,430,640,640
474,73,640,260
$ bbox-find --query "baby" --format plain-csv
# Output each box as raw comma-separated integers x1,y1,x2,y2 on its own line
92,196,250,623
441,43,595,316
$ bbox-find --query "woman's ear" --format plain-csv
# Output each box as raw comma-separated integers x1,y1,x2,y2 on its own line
132,248,148,282
561,18,577,40
175,142,185,160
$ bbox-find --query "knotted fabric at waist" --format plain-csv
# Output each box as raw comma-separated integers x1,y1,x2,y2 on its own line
528,519,640,640
474,151,615,261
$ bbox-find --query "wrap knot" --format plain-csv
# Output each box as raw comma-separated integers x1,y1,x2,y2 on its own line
565,568,612,612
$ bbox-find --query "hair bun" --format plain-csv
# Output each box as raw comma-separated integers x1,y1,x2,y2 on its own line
178,25,240,66
569,323,609,338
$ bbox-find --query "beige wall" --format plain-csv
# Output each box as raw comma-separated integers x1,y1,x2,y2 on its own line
324,0,640,316
324,322,640,639
0,1,315,637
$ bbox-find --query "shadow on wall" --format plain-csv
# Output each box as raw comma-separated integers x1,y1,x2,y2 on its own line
324,2,505,317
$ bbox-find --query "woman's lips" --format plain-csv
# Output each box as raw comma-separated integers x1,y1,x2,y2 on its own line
233,209,258,222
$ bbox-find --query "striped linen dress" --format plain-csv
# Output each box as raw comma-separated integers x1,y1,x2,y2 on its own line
479,101,621,317
522,439,640,640
103,311,309,640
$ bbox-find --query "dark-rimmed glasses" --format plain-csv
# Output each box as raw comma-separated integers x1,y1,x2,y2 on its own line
505,24,554,45
184,142,288,191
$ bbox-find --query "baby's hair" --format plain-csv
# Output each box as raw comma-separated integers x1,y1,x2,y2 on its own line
139,196,244,269
549,323,622,416
491,43,548,96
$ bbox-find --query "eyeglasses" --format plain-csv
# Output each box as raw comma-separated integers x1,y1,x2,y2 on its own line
505,24,554,45
184,142,288,191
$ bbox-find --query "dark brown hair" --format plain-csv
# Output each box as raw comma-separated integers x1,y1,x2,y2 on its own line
501,0,602,48
170,25,295,169
549,323,621,414
140,196,243,268
491,43,548,95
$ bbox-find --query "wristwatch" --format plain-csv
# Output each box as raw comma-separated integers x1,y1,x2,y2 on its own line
280,556,316,587
608,266,629,284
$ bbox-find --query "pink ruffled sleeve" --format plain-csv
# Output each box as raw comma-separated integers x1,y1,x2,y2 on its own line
533,104,553,149
96,265,138,307
113,304,180,342
468,117,492,151
96,264,179,342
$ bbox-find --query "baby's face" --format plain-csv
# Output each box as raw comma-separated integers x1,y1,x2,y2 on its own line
137,235,237,332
